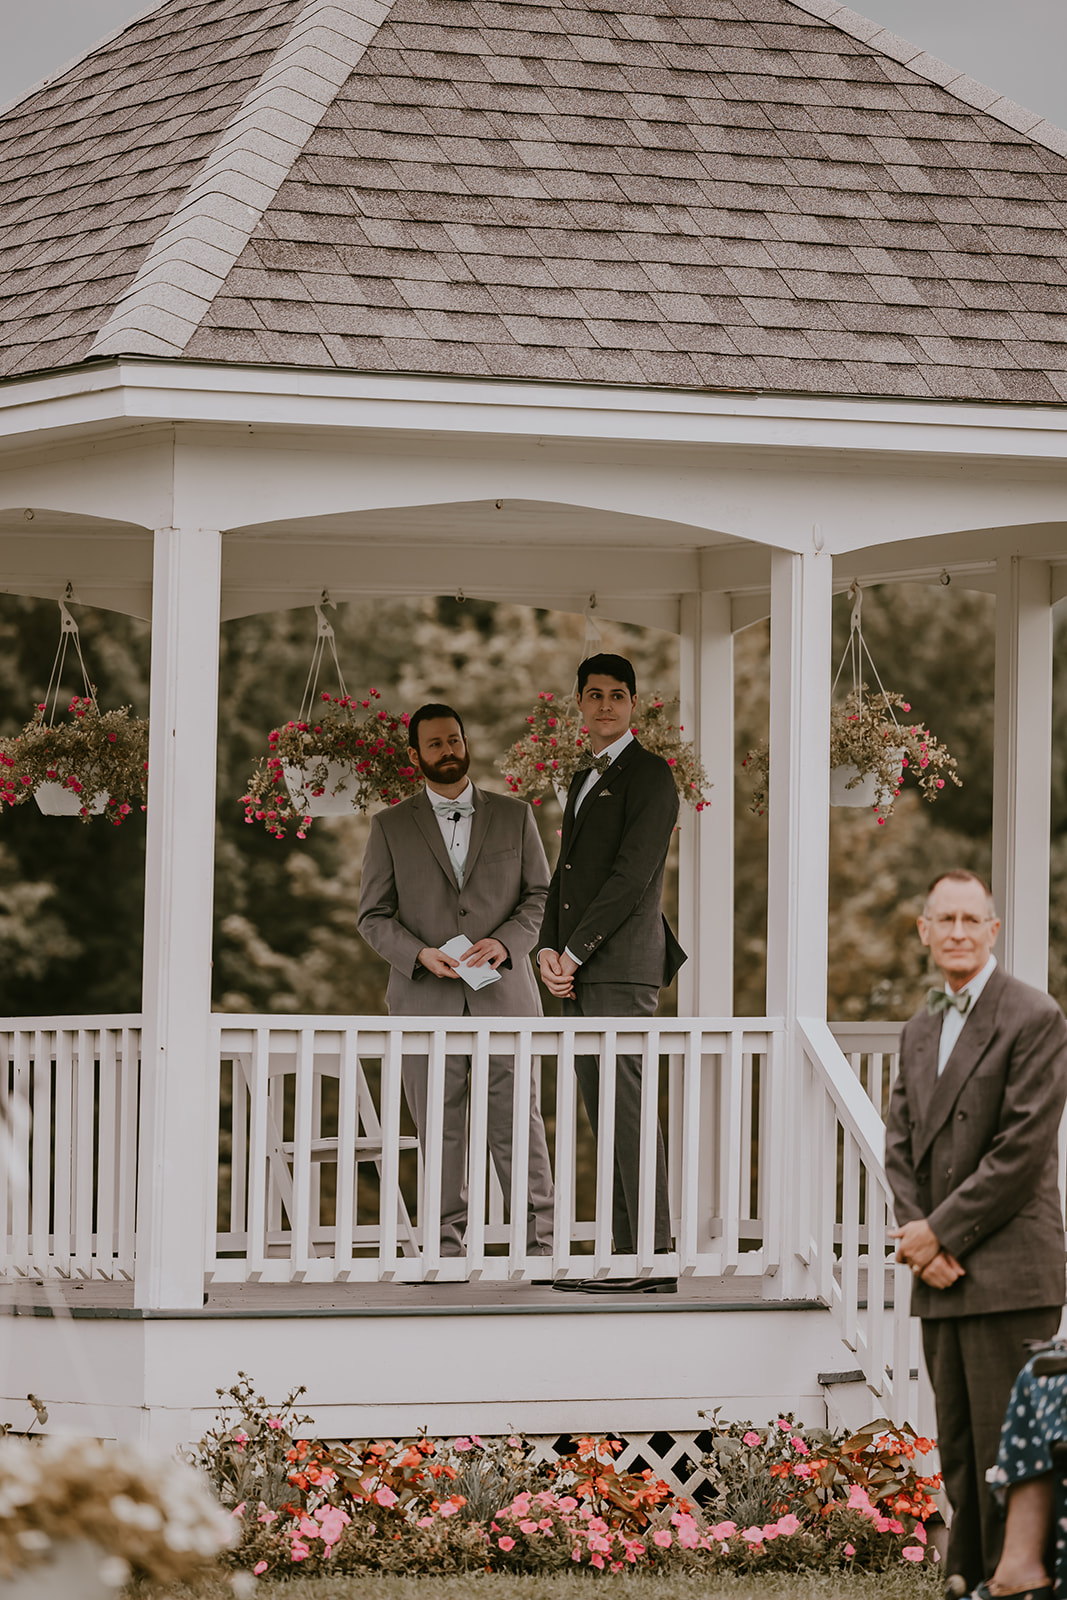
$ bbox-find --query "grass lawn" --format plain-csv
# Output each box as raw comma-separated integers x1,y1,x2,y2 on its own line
140,1569,941,1599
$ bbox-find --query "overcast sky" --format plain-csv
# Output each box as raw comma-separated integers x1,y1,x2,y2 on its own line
2,0,1066,130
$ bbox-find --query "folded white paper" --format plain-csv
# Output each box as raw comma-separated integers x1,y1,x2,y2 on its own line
439,934,501,990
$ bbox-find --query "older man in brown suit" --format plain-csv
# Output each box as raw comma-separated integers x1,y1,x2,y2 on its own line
358,702,554,1257
885,869,1067,1596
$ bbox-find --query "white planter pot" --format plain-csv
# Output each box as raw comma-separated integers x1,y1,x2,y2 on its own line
0,1540,115,1597
283,759,360,816
33,782,107,817
829,750,904,810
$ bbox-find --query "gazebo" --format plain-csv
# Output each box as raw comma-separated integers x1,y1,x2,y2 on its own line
3,0,1067,1456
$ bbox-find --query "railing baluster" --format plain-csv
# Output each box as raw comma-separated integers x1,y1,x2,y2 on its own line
378,1029,403,1278
116,1028,138,1279
334,1030,359,1278
840,1132,860,1352
865,1169,888,1396
421,1030,447,1279
52,1031,74,1277
291,1028,314,1279
72,1028,94,1277
592,1028,616,1276
96,1028,118,1277
636,1023,659,1274
509,1028,532,1278
466,1025,490,1276
720,1031,743,1273
677,1029,701,1274
244,1032,269,1280
553,1028,576,1280
30,1030,51,1276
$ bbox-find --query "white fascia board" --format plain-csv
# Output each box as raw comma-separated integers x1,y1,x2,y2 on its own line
4,362,1067,466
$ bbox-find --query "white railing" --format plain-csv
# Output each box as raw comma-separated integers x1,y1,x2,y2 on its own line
830,1022,903,1121
798,1018,929,1429
211,1017,782,1284
1,1019,140,1280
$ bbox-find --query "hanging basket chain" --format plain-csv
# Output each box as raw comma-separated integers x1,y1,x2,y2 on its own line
830,581,902,737
43,600,97,727
297,595,348,722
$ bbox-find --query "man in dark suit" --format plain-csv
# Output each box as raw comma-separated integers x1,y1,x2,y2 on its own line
885,869,1067,1595
538,653,686,1294
358,703,554,1257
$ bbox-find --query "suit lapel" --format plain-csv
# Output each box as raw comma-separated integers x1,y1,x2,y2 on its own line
912,968,1004,1165
410,789,459,889
463,786,491,882
567,738,639,847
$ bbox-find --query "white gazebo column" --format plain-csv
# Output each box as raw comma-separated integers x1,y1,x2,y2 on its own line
677,591,733,1015
135,526,223,1310
765,548,833,1022
992,557,1053,989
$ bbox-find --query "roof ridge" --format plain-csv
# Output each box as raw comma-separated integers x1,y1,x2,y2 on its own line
792,0,1067,157
90,0,395,360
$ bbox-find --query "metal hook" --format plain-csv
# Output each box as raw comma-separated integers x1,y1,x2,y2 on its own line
314,590,336,638
456,588,465,603
848,579,863,634
58,599,78,635
588,593,597,611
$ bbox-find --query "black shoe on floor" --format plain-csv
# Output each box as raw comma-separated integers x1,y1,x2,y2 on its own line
550,1275,678,1295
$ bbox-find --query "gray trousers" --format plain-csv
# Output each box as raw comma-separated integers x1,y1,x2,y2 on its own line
400,1046,554,1256
922,1304,1061,1589
563,980,672,1254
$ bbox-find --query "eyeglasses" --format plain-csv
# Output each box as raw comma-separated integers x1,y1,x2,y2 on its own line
929,913,994,930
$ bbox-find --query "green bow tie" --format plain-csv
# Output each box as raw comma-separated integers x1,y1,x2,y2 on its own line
927,987,972,1018
574,751,611,776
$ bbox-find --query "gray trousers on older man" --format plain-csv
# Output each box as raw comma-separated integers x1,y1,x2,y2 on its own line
563,980,672,1254
401,1049,554,1256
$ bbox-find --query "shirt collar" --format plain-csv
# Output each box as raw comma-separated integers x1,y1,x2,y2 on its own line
592,728,634,767
426,779,474,810
946,953,997,1002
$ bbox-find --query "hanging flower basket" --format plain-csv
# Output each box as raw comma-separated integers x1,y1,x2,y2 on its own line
743,584,961,824
0,604,148,825
242,601,420,840
497,691,711,810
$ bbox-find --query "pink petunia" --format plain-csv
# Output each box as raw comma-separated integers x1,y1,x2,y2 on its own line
742,1430,760,1446
652,1530,672,1548
374,1486,398,1507
498,1536,515,1551
902,1546,925,1562
253,1562,268,1575
844,1543,856,1557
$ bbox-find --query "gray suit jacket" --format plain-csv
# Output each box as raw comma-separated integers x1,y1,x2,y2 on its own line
884,965,1067,1319
357,785,549,1017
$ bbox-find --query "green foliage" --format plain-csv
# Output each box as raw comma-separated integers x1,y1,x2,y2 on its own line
0,697,148,821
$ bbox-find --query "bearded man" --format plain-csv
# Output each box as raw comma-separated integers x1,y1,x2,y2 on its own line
358,702,554,1257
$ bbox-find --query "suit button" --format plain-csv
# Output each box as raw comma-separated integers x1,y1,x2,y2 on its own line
565,863,571,870
945,1167,952,1178
459,909,467,917
957,1110,966,1120
563,902,569,910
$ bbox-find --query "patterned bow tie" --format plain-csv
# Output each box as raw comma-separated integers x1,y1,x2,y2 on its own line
574,751,611,776
430,797,475,818
927,987,972,1017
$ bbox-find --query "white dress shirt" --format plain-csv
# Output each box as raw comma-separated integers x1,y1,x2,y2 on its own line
937,953,997,1075
565,729,634,964
427,780,475,888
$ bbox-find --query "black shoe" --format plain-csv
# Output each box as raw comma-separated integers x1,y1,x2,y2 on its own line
551,1275,677,1295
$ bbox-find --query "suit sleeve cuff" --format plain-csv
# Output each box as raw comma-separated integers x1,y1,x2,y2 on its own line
564,947,582,965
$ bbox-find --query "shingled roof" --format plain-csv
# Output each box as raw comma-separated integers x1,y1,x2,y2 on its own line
3,0,1067,403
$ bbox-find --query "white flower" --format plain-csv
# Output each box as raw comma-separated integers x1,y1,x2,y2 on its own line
16,1529,50,1552
97,1555,131,1588
231,1573,258,1598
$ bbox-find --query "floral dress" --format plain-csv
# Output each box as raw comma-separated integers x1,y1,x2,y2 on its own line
988,1350,1067,1595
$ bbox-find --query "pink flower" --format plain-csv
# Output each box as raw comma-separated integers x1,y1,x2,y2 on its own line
902,1546,925,1562
912,1523,927,1544
775,1514,801,1535
848,1486,873,1512
844,1542,856,1557
374,1486,398,1507
652,1529,672,1547
498,1536,515,1551
508,1435,521,1447
741,1525,765,1544
710,1521,736,1541
794,1464,811,1478
418,1515,433,1528
290,1541,310,1561
520,1519,538,1534
742,1430,760,1446
267,1417,282,1430
558,1496,578,1512
455,1437,471,1451
790,1435,810,1454
253,1561,268,1575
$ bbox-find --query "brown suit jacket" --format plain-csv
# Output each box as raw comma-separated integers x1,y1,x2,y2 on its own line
884,965,1067,1319
357,785,548,1017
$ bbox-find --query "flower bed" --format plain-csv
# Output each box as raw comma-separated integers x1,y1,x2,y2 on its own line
193,1378,941,1582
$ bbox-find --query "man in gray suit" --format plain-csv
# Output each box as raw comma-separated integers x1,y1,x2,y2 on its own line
358,703,554,1257
885,869,1067,1595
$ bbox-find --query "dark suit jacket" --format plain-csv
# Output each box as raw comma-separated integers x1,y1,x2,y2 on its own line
884,965,1067,1319
357,785,549,1017
537,738,686,988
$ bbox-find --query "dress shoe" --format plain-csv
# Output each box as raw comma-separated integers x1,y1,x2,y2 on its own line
551,1275,677,1295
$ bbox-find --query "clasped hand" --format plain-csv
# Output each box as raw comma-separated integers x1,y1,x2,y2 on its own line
538,949,578,998
888,1218,965,1289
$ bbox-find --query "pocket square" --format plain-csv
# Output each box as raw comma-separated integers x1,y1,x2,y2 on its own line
598,789,613,798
